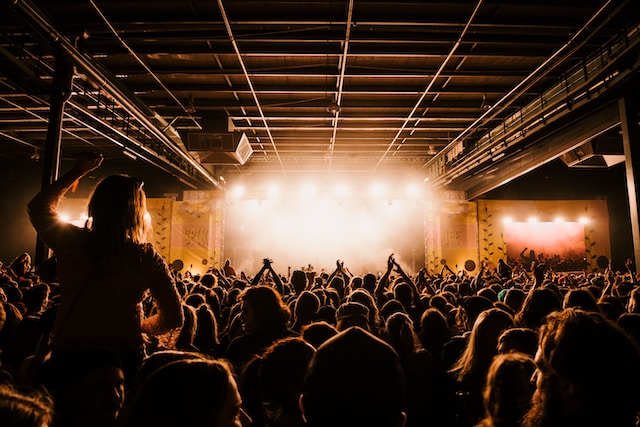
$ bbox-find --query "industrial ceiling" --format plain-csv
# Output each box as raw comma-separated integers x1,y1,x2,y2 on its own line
1,0,639,197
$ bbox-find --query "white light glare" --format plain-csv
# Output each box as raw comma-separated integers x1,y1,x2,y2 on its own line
579,216,590,224
266,184,280,198
405,183,420,198
554,216,564,223
502,216,513,224
299,183,316,200
370,183,385,198
230,185,245,199
335,183,350,198
527,216,538,223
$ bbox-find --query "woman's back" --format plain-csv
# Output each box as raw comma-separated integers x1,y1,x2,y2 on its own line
28,152,183,382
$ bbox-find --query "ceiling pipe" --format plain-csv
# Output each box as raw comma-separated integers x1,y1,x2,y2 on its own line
88,0,203,134
217,0,286,173
328,0,354,171
372,0,484,173
422,0,624,172
9,0,222,189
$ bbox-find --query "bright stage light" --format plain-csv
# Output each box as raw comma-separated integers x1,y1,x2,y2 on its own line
335,183,350,198
299,182,317,200
527,216,538,223
554,216,564,223
230,185,245,199
578,216,590,224
370,182,386,198
266,184,280,198
502,216,513,224
59,213,70,223
405,183,420,198
250,199,263,209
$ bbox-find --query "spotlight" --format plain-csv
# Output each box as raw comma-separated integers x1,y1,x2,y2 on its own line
405,183,420,198
230,185,245,199
370,183,385,198
266,184,280,198
335,183,350,198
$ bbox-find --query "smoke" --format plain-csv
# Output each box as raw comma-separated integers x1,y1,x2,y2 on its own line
224,196,424,277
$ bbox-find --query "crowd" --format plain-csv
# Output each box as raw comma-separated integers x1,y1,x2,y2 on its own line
0,152,639,427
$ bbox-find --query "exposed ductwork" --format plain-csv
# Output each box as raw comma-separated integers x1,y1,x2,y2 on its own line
8,0,222,189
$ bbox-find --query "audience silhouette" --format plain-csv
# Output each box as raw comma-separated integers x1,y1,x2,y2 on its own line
3,217,640,427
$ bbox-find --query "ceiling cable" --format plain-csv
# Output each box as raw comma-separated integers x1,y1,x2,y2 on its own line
372,0,484,173
89,0,202,131
217,0,286,173
328,0,354,171
422,0,621,171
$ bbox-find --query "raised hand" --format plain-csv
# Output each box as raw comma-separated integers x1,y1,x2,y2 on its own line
75,151,104,174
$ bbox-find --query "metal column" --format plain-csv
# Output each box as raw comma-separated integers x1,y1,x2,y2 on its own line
620,95,640,271
34,55,74,269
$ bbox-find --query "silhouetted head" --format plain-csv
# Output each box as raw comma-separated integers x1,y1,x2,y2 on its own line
87,175,148,249
301,327,406,427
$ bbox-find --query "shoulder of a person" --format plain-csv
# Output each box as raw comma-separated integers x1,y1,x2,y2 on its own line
136,242,160,257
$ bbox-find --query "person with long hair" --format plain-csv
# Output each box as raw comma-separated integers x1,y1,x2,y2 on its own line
224,284,294,372
27,152,183,383
121,357,251,427
449,307,514,427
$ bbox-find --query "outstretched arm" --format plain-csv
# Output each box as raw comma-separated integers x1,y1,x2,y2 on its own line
265,260,284,295
251,258,284,294
250,260,269,287
375,254,395,303
626,258,637,284
28,152,104,250
417,268,437,296
394,258,421,306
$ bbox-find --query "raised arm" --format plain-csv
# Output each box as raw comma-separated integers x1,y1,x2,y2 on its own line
626,258,637,284
28,152,104,251
393,258,421,306
375,254,395,303
250,258,270,287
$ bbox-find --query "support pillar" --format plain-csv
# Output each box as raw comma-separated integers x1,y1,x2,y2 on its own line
34,55,73,269
620,95,640,270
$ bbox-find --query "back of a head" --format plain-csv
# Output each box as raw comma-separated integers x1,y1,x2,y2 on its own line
363,273,377,293
124,358,230,427
504,288,526,313
562,288,598,312
393,282,413,308
88,174,147,247
617,312,640,346
259,337,315,412
380,299,405,323
336,301,370,331
0,384,54,427
483,352,535,424
516,287,561,329
463,295,494,327
301,326,406,427
497,327,538,357
242,285,291,331
301,321,338,349
291,270,308,293
383,312,419,359
418,308,451,355
295,291,321,319
539,308,640,424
